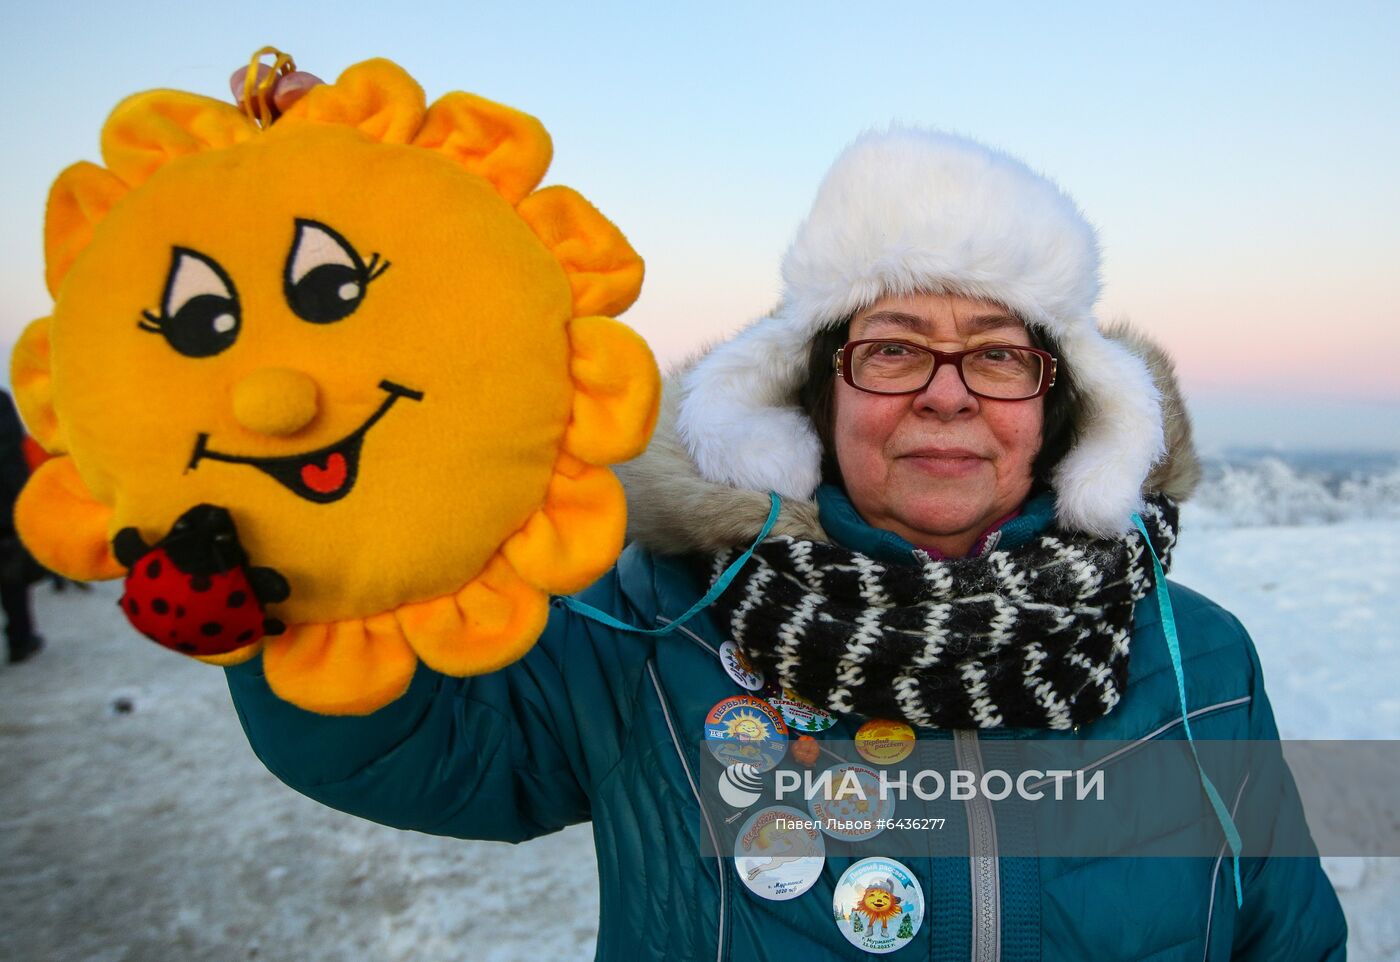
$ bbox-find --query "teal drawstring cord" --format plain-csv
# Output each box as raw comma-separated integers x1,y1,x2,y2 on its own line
1132,514,1245,909
559,492,783,636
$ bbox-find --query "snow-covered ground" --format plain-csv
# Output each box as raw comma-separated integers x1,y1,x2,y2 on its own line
0,582,602,962
2,462,1397,961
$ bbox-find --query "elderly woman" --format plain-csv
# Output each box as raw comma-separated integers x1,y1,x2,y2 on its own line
226,127,1346,959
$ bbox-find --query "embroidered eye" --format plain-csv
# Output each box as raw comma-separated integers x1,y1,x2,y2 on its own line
283,219,389,324
139,247,241,358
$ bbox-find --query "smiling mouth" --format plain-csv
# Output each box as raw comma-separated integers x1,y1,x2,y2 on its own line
187,379,424,504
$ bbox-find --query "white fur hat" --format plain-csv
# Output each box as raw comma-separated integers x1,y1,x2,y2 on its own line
676,127,1165,537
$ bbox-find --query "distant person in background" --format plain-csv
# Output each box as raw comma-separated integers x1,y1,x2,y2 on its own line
0,389,43,663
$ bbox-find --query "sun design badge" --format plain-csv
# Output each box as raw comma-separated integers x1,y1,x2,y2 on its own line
833,858,925,954
704,696,789,772
11,58,660,714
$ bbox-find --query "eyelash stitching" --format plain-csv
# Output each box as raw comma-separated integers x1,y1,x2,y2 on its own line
140,251,386,336
139,253,386,337
364,253,391,283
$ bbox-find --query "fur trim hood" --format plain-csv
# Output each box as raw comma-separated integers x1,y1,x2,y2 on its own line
672,127,1173,540
617,320,1200,556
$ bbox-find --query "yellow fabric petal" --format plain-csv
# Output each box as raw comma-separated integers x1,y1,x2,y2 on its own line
194,639,265,667
14,456,121,581
503,453,626,595
43,163,129,297
10,317,64,454
516,186,643,316
262,617,419,716
563,316,660,465
398,553,549,676
277,58,426,145
100,91,255,187
412,92,552,205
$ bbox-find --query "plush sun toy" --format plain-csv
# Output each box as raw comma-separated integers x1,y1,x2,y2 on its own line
11,57,659,714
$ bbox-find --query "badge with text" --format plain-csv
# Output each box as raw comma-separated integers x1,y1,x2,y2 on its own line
807,763,895,842
719,640,765,691
854,719,916,765
734,805,825,901
767,687,836,733
704,695,788,772
832,857,924,954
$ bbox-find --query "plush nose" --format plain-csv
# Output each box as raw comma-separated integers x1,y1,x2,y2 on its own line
231,368,319,436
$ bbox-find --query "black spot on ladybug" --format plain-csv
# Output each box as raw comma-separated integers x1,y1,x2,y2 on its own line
190,574,212,592
237,629,254,644
176,605,186,618
177,643,196,654
153,599,169,615
146,558,162,579
126,598,139,616
200,621,223,637
249,567,290,603
227,590,248,609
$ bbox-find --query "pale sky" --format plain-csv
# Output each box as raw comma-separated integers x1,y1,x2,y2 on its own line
3,0,1397,450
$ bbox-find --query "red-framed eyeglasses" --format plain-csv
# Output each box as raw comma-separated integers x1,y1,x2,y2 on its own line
834,339,1057,400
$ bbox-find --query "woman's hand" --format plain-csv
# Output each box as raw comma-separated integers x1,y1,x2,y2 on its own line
228,64,323,117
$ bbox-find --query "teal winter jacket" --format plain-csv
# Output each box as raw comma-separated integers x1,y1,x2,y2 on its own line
226,488,1347,961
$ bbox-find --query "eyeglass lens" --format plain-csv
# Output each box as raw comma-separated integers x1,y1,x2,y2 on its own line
851,342,1043,398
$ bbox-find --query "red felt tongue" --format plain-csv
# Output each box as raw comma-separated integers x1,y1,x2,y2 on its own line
300,452,348,494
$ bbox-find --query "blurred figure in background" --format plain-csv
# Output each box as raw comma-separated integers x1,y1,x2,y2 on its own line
1,389,44,662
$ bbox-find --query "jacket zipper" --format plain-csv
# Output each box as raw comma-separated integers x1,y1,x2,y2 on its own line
955,729,1001,962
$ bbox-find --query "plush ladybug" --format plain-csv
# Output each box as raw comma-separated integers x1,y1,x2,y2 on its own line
113,505,289,657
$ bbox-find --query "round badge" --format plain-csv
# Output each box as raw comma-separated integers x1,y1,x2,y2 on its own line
832,857,925,953
704,695,788,772
733,805,825,901
767,687,836,733
854,719,916,765
718,640,765,691
807,763,895,842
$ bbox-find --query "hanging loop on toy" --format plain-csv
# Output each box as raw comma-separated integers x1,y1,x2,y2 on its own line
240,46,298,129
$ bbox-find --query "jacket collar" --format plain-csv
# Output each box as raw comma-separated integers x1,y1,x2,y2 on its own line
816,484,1056,565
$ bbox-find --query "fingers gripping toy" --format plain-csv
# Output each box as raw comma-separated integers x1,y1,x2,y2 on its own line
10,56,660,714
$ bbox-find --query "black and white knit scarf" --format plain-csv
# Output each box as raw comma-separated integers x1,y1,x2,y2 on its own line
708,496,1179,730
